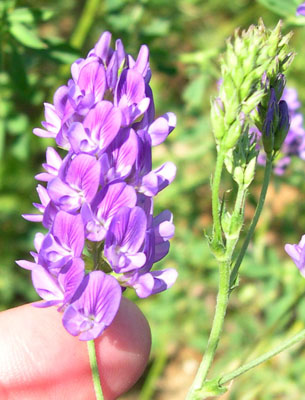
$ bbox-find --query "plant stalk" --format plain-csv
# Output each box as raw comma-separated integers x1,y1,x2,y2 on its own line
87,340,104,400
219,328,305,385
230,154,273,288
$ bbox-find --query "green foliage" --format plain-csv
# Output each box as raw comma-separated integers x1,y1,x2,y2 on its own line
2,0,305,399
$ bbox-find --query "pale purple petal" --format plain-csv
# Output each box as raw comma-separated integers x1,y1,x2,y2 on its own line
93,31,112,62
285,234,305,277
148,112,176,146
52,211,84,258
140,162,177,196
83,101,122,152
77,59,106,103
104,206,147,273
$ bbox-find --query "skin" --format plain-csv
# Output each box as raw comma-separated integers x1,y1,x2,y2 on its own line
0,297,151,400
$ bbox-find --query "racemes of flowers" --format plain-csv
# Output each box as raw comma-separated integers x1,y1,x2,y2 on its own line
17,31,177,341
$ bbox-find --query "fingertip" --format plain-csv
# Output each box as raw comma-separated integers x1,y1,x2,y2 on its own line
0,297,151,400
96,297,151,399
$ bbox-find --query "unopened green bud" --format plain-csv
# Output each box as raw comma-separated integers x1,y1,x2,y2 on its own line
242,89,265,114
222,114,244,149
211,98,225,141
244,155,257,187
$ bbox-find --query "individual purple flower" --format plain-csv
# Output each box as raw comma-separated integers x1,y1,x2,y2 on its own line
68,101,122,155
285,235,305,277
62,271,121,340
47,153,101,212
82,182,137,241
297,2,305,16
99,127,138,184
122,268,178,299
38,211,85,273
104,206,147,273
31,258,85,308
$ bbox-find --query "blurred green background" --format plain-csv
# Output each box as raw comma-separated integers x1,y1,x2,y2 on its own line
2,0,305,398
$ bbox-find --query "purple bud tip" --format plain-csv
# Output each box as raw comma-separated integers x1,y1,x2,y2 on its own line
297,3,305,16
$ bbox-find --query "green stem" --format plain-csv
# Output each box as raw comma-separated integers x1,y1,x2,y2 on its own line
87,340,104,400
70,0,102,50
186,260,230,399
219,328,305,386
230,154,273,288
212,150,225,244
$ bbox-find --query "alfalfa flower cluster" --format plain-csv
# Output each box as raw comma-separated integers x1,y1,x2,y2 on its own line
17,32,177,341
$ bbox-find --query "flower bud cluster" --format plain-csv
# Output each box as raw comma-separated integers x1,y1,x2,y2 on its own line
212,20,294,152
224,131,258,188
253,87,305,175
17,32,178,340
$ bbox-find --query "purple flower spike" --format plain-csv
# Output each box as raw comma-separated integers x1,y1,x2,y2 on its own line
19,31,177,339
62,271,121,341
104,206,147,273
297,2,305,16
285,235,305,277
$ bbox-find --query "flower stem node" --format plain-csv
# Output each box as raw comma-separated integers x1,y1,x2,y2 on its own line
208,238,227,262
191,380,227,400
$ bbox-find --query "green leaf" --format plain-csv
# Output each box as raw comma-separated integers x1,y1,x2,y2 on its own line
9,22,47,49
7,44,29,95
257,0,299,17
142,18,170,37
7,7,54,24
43,38,80,64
